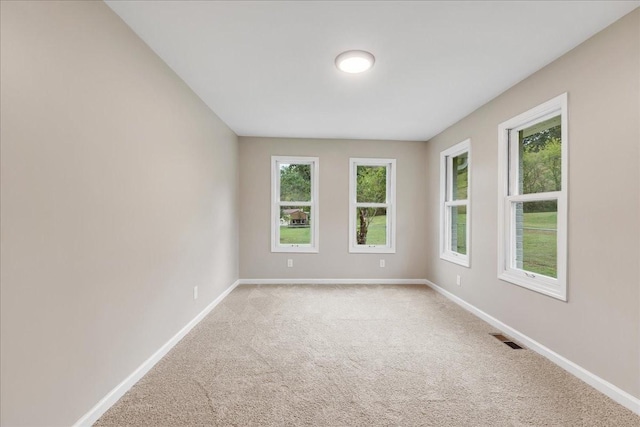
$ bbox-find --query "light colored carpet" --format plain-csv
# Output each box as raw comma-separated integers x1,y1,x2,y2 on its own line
95,284,639,426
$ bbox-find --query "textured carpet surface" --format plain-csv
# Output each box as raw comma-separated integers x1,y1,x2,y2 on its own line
96,284,639,426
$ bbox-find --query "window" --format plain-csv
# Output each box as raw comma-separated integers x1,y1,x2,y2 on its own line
349,158,396,253
440,139,471,267
271,156,319,253
497,93,568,301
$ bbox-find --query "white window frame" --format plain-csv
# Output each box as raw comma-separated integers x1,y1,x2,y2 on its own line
439,139,471,267
349,158,396,253
271,156,319,253
497,93,568,301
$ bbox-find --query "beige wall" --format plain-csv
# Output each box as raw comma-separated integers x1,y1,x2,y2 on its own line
424,9,640,399
239,137,428,280
0,2,239,425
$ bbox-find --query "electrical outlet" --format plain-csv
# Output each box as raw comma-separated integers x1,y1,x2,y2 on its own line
287,259,293,268
193,286,198,300
379,259,385,268
456,275,461,286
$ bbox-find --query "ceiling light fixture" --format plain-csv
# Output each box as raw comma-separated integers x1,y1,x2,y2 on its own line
335,50,375,74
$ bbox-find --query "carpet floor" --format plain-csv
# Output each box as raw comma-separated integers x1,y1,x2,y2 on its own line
95,284,639,426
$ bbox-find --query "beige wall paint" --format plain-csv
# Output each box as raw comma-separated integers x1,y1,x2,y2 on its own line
425,9,640,398
239,137,428,280
0,2,239,425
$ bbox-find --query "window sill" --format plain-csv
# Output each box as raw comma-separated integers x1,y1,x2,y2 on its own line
498,271,566,301
349,247,396,254
271,247,319,254
440,253,470,268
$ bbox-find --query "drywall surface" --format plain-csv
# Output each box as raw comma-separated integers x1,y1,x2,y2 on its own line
0,1,238,425
424,9,640,398
239,137,428,280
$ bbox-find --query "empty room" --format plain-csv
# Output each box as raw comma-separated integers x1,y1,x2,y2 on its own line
1,0,639,426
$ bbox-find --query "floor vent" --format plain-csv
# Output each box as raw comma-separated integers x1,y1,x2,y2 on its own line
490,333,524,350
503,341,523,349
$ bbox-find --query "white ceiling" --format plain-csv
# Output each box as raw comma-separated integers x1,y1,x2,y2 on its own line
105,1,638,141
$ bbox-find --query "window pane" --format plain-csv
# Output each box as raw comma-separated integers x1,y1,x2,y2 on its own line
519,115,562,194
449,205,467,254
355,207,386,245
279,206,311,244
357,165,386,203
452,153,468,201
514,200,557,278
280,163,311,202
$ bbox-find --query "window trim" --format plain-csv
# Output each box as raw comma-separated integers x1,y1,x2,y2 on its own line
271,156,319,253
497,93,568,301
349,158,397,253
439,139,471,267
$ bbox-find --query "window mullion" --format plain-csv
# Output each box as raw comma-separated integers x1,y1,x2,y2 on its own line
445,200,468,208
355,202,388,208
507,192,559,203
278,201,313,206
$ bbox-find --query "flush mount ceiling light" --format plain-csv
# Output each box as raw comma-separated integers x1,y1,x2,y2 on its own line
335,50,375,74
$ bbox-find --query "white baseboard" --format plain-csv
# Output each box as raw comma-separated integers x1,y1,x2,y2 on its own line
73,279,240,427
238,278,428,285
424,279,640,416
